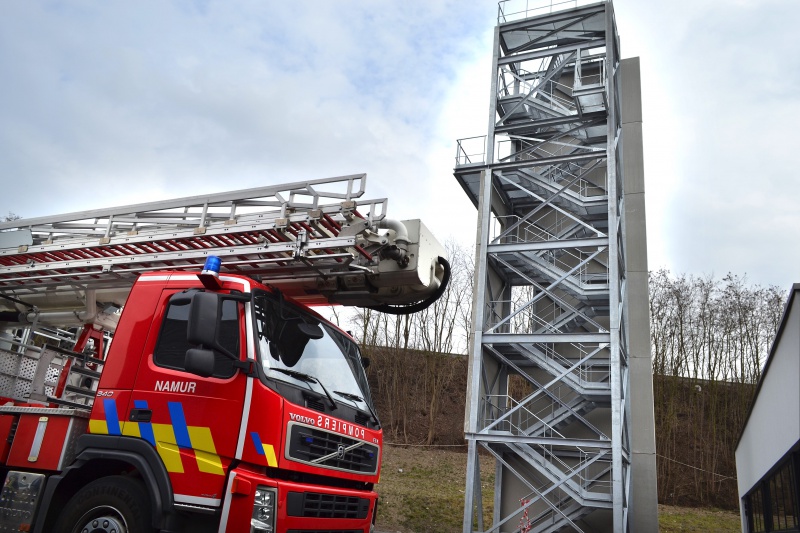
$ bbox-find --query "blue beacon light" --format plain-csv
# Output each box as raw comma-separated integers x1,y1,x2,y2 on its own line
198,255,223,289
201,255,222,278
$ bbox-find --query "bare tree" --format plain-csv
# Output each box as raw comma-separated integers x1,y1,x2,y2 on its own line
412,240,474,443
649,270,786,507
350,240,475,444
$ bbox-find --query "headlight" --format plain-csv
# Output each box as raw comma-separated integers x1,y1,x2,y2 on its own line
254,488,272,506
250,486,277,533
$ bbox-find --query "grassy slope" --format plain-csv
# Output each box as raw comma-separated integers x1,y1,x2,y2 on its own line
376,446,741,532
658,505,741,532
377,445,493,532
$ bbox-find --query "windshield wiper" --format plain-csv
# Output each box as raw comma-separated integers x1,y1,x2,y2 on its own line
270,368,337,411
333,390,381,429
333,390,364,402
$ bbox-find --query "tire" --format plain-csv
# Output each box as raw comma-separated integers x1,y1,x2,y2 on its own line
54,475,153,533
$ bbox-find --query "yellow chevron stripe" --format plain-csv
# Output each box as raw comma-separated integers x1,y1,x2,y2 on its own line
188,426,224,475
121,421,141,438
152,423,184,473
89,419,108,435
93,408,224,477
263,444,277,468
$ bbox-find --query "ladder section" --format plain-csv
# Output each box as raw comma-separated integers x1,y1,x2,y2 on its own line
0,174,387,296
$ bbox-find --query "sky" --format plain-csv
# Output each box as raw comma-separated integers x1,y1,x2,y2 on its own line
0,0,798,290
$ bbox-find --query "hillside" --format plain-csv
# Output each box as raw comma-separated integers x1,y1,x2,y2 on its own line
362,346,754,509
374,445,741,532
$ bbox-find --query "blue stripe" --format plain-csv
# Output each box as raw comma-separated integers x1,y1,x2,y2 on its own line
168,402,192,449
134,400,156,446
103,399,121,435
250,432,265,455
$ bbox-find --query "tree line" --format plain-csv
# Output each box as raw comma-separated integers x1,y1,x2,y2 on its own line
340,240,474,445
649,270,785,507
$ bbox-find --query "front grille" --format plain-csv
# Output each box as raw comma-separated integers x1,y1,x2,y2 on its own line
286,422,379,475
287,491,370,519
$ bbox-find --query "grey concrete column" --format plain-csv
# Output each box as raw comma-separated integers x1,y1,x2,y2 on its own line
620,56,659,532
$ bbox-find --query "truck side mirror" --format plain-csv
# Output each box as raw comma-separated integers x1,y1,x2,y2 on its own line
273,321,324,367
187,292,237,360
185,348,215,377
298,323,323,340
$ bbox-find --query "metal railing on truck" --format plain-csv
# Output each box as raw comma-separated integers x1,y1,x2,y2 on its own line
0,332,104,410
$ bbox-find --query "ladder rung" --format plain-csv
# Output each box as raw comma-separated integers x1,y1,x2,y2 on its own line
64,385,96,398
45,345,106,366
69,366,102,379
46,396,91,410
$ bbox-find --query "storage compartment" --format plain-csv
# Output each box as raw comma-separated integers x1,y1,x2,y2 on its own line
2,407,88,471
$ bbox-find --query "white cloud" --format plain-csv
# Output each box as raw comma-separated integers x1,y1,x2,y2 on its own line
614,0,800,288
0,1,493,212
1,0,797,289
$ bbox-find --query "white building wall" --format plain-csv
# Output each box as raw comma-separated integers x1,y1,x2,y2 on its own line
735,290,800,529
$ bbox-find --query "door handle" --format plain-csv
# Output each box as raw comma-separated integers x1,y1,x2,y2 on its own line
129,409,152,422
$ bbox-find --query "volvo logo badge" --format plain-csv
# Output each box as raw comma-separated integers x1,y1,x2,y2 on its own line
336,444,346,459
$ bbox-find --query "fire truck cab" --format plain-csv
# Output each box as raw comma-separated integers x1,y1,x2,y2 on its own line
0,175,447,533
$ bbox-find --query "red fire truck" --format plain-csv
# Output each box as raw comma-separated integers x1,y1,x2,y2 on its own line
0,175,448,533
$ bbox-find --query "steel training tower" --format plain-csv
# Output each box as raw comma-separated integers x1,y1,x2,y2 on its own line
454,1,657,531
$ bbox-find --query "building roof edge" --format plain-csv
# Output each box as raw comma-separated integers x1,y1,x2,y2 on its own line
735,283,800,451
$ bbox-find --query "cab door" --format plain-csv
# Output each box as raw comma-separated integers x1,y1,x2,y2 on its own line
127,287,247,508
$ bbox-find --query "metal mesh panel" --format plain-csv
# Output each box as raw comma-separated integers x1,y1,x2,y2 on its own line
0,351,19,377
13,380,31,399
0,375,14,399
0,346,68,402
44,366,61,387
18,357,38,381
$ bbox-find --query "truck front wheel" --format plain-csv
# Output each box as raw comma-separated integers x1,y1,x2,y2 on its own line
55,475,154,533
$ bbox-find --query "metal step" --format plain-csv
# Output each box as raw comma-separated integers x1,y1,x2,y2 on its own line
63,384,96,398
524,396,597,438
515,344,611,400
45,396,92,410
534,500,592,533
506,441,613,509
68,366,102,379
499,250,609,301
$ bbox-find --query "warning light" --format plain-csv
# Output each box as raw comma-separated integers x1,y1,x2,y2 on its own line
198,255,223,290
202,255,222,278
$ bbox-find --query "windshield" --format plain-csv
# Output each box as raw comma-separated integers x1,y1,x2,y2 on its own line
252,289,375,415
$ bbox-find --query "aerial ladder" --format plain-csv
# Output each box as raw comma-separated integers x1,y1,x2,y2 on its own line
0,173,447,317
